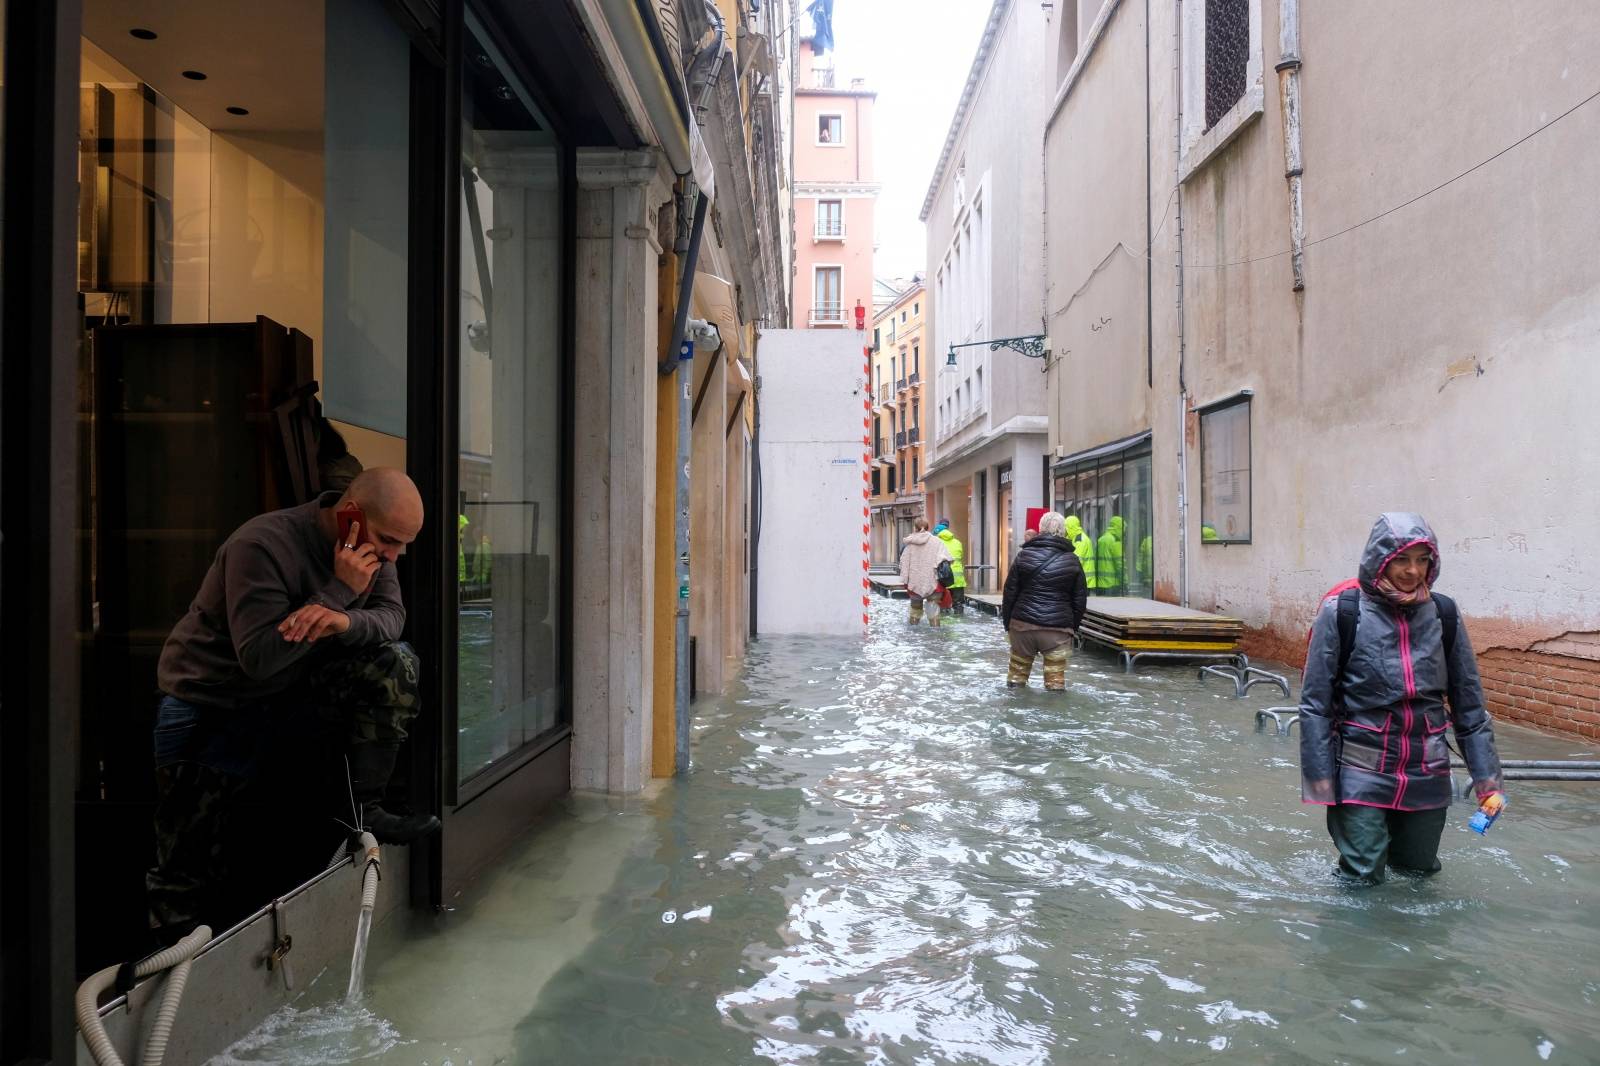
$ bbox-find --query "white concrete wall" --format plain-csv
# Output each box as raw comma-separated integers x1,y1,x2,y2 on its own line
756,328,870,635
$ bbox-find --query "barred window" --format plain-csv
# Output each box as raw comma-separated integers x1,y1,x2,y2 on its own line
1204,0,1250,131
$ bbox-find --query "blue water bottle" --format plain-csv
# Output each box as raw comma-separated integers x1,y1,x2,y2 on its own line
1469,793,1506,835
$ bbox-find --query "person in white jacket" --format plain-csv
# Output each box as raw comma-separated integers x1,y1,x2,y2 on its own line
899,517,954,627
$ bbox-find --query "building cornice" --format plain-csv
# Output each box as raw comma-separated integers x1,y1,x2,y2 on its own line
919,0,1011,222
924,414,1047,479
797,88,878,98
795,180,882,197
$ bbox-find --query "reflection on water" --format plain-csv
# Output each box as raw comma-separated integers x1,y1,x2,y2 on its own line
223,599,1600,1063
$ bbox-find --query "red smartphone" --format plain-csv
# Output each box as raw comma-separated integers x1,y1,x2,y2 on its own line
336,502,371,549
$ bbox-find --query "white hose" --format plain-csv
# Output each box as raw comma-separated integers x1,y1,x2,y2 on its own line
76,925,211,1066
357,831,380,913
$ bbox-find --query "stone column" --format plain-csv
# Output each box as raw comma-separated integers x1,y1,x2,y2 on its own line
572,148,672,792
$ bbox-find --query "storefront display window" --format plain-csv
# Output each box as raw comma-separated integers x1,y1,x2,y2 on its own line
1052,434,1154,599
455,16,566,785
72,0,414,968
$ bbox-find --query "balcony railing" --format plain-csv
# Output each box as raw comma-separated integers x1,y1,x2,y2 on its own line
908,425,920,444
809,302,845,326
877,383,889,405
895,430,908,448
896,377,908,393
908,371,920,386
814,218,845,240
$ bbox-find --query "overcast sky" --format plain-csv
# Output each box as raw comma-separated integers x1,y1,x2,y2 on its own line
825,0,993,281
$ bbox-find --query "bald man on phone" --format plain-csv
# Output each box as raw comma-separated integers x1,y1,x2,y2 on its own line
148,468,438,940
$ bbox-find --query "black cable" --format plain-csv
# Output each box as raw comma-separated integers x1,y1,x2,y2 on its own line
1124,81,1600,272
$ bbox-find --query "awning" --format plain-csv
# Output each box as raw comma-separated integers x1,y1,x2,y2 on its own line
693,271,741,360
1052,429,1152,470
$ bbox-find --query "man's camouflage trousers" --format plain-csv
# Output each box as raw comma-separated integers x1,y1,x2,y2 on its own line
147,641,421,934
1006,626,1074,690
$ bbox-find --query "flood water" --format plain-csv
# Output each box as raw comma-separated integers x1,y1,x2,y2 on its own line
216,598,1600,1064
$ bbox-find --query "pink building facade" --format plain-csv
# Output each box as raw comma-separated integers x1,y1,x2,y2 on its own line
791,39,877,329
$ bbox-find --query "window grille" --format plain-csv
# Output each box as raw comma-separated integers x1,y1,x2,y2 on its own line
1204,0,1250,131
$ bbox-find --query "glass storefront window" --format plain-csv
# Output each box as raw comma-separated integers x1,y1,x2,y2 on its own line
73,0,414,966
75,1,412,792
1051,439,1154,598
455,18,565,784
1124,453,1154,598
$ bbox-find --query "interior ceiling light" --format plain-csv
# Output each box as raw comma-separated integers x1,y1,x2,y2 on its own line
181,70,207,81
226,106,249,116
129,28,158,40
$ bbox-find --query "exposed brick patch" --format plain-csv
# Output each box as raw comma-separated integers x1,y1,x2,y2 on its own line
1479,648,1600,738
1239,627,1600,742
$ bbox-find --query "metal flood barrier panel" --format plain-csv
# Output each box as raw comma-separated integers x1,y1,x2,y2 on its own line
79,847,410,1065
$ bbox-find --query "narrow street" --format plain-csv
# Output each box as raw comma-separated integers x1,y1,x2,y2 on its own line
223,600,1600,1064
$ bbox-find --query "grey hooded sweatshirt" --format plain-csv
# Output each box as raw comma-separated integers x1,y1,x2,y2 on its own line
1299,513,1502,810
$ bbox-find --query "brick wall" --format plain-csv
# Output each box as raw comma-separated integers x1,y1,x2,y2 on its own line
1240,622,1600,742
1477,649,1600,739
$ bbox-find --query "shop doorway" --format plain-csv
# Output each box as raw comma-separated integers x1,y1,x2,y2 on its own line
997,463,1014,588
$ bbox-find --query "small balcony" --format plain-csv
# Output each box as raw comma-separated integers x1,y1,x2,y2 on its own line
813,218,845,241
877,383,890,405
895,430,907,449
809,302,845,327
908,425,920,444
908,371,920,387
895,377,908,393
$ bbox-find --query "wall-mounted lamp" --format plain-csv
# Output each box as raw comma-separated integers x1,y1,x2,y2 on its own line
945,334,1051,369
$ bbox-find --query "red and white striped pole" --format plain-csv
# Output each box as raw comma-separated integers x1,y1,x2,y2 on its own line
862,340,872,632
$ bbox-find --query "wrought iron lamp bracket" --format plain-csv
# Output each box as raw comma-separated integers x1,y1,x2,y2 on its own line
945,334,1052,370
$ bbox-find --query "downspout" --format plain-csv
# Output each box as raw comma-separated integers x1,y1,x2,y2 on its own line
597,0,694,176
1144,0,1154,389
660,10,728,776
1276,0,1305,290
1173,0,1190,607
748,371,761,638
662,188,709,776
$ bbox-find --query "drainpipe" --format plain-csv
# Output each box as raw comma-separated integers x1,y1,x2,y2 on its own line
1173,0,1190,607
662,189,709,776
661,10,729,775
1276,0,1306,291
597,0,694,176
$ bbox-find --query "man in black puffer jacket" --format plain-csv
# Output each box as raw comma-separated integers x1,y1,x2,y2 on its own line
1001,511,1089,690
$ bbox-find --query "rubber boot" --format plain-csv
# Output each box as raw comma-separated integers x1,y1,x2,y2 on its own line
1043,648,1070,691
1007,652,1033,688
347,743,440,844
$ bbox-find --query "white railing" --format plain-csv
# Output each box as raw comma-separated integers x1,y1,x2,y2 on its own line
814,218,845,239
809,302,845,325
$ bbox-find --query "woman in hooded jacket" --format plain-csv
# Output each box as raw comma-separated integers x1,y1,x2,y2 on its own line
1300,513,1504,883
1001,512,1089,689
899,517,953,627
